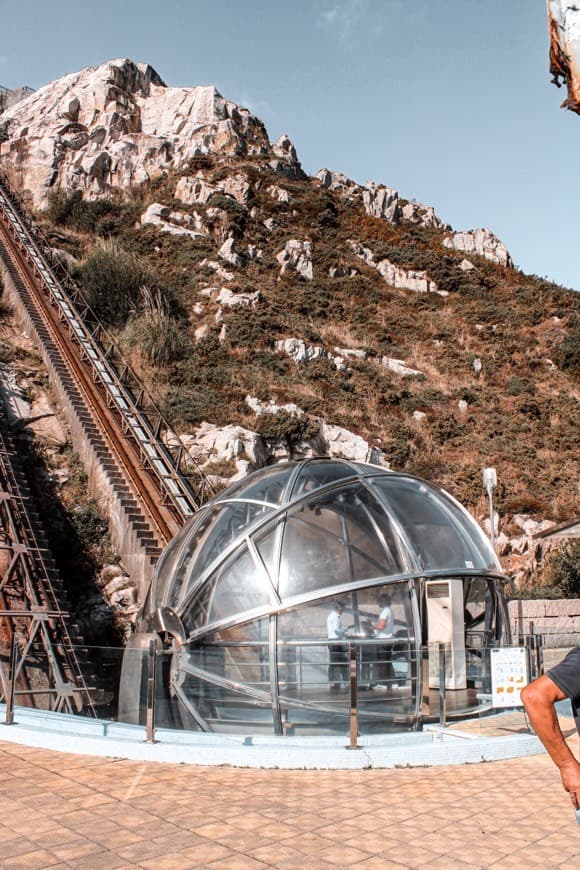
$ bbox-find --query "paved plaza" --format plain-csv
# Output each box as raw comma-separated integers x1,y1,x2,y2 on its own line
0,738,579,868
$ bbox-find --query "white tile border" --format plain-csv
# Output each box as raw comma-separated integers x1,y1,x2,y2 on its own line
0,705,544,769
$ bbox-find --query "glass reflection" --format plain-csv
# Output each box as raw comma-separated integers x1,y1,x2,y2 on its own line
136,459,511,736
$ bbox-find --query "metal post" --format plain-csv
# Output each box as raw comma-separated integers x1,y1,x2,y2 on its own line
536,633,544,677
487,488,495,550
438,643,447,727
145,638,157,743
524,635,534,684
346,642,360,750
483,467,497,550
4,633,18,725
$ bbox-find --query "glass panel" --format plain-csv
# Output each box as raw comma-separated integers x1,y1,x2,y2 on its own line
160,504,226,612
289,459,357,499
220,464,295,504
253,518,282,586
277,584,417,735
207,546,271,625
150,506,212,611
277,484,406,599
438,490,499,571
373,478,486,572
166,620,272,733
182,546,270,634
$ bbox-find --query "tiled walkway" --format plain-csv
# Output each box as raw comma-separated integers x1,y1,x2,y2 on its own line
0,738,579,868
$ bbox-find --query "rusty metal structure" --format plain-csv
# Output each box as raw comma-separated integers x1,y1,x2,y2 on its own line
0,173,218,712
0,398,94,714
547,0,580,113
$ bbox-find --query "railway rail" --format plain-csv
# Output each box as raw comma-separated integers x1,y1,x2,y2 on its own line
0,174,215,557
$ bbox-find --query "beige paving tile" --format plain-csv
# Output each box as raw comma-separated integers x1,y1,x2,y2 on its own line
314,843,375,865
0,838,41,860
51,838,109,861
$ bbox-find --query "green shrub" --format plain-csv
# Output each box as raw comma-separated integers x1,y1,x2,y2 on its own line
47,189,121,235
544,541,580,598
505,376,535,396
555,320,580,375
128,312,189,366
162,385,222,427
70,499,108,551
78,242,151,327
255,411,320,446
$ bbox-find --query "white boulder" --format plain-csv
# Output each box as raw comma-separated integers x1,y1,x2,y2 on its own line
276,240,313,281
443,228,513,267
362,182,400,224
381,357,424,378
348,240,443,295
218,238,241,266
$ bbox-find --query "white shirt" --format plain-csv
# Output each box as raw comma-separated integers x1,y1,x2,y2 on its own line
327,611,344,639
375,605,394,638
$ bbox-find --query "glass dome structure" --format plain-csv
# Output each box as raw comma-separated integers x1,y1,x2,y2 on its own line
131,459,510,735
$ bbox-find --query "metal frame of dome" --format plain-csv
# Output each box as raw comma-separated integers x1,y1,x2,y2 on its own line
129,459,510,736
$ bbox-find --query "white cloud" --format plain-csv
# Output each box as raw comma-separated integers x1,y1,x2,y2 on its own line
317,0,371,41
0,56,7,66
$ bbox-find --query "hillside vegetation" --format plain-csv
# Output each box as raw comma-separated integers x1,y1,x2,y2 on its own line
39,152,579,541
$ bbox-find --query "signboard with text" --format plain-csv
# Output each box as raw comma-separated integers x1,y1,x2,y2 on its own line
490,647,528,708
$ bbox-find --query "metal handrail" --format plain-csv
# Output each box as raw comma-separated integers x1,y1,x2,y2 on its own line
0,173,216,519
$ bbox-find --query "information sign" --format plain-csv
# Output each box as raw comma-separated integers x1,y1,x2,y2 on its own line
490,647,528,708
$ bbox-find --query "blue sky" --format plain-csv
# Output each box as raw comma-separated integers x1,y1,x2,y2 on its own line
2,0,578,290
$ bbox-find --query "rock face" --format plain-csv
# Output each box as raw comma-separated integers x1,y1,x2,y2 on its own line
180,414,387,480
140,202,205,238
443,228,513,267
548,1,580,113
348,240,444,295
316,168,447,229
276,240,313,280
0,58,301,207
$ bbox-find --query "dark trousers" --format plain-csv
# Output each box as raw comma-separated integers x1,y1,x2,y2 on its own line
328,643,348,685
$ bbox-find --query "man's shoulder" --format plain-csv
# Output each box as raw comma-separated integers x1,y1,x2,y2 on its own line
548,647,580,699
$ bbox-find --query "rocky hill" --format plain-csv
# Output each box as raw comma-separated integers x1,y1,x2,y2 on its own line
1,58,578,587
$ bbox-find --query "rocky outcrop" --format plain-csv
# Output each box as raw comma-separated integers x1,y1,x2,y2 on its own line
443,229,513,267
216,286,261,308
267,184,290,203
178,412,387,480
140,202,205,238
0,58,296,207
548,1,580,113
276,240,313,281
245,396,304,417
362,182,400,224
348,240,444,295
218,238,241,266
316,168,361,198
381,357,424,378
317,168,447,229
401,201,448,230
275,338,348,372
270,134,304,179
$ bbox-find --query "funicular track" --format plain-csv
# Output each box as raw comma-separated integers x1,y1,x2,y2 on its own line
0,175,217,711
0,399,95,714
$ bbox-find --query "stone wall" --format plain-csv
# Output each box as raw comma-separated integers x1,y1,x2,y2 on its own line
509,598,580,647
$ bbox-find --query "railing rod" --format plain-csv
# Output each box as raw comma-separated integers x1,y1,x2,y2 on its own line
3,633,18,725
145,639,157,743
346,642,360,750
438,643,447,727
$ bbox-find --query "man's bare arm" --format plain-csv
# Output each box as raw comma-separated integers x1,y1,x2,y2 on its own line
521,675,580,807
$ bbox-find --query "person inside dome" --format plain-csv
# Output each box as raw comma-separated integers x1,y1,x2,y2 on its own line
327,600,350,690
